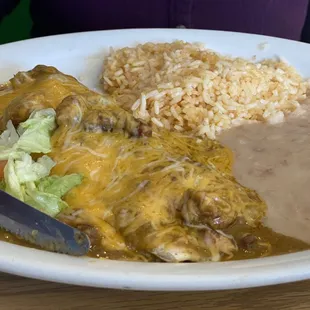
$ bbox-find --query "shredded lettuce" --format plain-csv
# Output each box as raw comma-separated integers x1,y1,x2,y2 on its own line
2,152,82,217
37,174,83,198
0,109,82,217
24,182,70,217
0,120,19,147
28,174,83,217
3,156,24,201
16,108,56,153
0,120,22,160
14,154,55,183
0,108,56,160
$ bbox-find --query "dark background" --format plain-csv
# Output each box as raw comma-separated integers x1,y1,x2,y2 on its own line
1,1,310,45
0,0,32,44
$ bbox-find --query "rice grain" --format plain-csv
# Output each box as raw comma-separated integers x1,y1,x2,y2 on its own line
101,41,308,139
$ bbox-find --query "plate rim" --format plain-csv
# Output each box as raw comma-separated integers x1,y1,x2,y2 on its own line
1,28,310,291
2,241,310,291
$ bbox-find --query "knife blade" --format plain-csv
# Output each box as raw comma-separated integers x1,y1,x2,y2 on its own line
0,190,90,256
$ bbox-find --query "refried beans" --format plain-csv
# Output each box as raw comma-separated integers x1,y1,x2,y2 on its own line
219,101,310,244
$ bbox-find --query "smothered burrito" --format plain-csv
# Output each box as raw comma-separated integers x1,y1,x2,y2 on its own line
0,65,308,262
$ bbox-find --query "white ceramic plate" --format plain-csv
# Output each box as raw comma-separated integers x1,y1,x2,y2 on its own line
1,29,310,291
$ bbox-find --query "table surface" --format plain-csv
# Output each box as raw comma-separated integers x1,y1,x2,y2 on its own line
1,273,310,310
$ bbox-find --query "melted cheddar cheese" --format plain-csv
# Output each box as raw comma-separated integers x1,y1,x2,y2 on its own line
1,65,309,263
